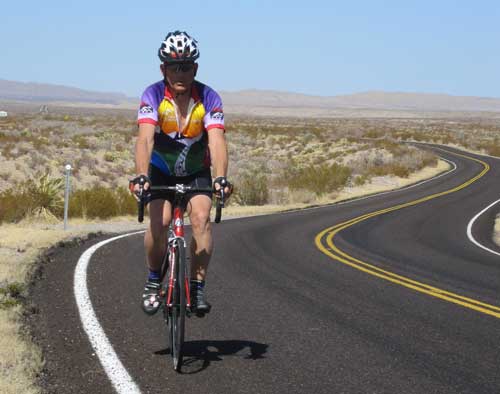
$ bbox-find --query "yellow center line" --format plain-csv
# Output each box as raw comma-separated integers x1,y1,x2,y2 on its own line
314,148,500,319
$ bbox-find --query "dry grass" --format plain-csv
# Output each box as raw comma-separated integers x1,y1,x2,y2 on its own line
0,307,42,394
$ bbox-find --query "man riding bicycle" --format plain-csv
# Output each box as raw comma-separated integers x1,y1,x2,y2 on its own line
131,31,232,316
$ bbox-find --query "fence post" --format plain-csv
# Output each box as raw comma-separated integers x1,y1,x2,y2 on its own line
64,164,72,230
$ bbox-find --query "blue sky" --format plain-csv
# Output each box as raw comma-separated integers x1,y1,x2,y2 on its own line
2,0,499,98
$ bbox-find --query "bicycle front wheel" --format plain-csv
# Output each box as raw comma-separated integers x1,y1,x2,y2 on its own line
168,243,186,372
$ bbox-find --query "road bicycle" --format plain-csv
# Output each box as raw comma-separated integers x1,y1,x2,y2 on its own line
135,181,225,371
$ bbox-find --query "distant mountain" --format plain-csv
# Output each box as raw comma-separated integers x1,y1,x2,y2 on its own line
220,89,500,113
1,78,500,114
0,79,132,105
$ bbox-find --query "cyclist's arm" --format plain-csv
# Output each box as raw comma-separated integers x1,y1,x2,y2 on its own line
208,127,232,197
134,123,155,188
208,127,228,179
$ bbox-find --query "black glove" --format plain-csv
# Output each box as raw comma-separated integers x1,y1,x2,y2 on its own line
129,175,151,197
213,176,232,199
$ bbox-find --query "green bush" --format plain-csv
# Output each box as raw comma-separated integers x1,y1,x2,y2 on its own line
285,163,351,196
70,187,118,219
354,175,368,186
69,186,136,219
104,152,116,162
233,173,269,205
73,135,90,149
23,173,64,217
115,186,137,216
0,173,65,223
368,163,410,178
0,191,30,223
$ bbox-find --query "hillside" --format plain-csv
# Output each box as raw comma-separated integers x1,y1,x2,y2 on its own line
1,79,500,115
0,79,130,105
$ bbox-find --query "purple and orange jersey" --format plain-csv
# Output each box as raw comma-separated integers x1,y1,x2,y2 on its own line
137,80,225,177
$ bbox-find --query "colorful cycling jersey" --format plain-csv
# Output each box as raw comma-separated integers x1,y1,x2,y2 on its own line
137,80,225,177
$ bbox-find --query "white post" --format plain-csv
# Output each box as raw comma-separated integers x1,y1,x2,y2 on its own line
64,164,72,230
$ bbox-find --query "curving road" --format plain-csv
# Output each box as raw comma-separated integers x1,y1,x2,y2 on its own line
29,145,500,394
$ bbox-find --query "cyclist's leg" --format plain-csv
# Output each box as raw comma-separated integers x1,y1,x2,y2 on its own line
186,194,213,314
186,194,213,280
142,198,172,315
144,198,172,272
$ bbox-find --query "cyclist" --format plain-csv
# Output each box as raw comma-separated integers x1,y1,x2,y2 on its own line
131,31,232,316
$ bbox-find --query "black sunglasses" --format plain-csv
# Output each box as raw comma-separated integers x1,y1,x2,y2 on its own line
164,63,195,73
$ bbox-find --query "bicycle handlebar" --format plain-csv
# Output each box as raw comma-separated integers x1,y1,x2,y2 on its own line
136,185,224,224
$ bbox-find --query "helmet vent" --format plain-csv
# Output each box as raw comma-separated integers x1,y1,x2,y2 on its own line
158,31,200,63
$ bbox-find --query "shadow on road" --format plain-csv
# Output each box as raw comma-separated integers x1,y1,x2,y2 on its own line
155,340,268,374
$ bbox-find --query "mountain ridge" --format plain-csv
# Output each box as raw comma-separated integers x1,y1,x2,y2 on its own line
1,78,500,113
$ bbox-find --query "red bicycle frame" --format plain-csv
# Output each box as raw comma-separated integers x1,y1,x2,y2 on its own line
165,205,192,309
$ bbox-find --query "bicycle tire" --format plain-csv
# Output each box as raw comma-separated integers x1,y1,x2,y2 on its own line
168,243,186,372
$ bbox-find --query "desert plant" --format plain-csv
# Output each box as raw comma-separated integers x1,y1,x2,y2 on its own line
69,187,118,219
233,172,269,205
0,173,64,222
285,163,352,196
104,152,116,162
23,173,65,218
115,186,137,215
0,190,30,223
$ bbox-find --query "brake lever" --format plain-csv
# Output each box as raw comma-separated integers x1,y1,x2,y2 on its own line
138,184,145,223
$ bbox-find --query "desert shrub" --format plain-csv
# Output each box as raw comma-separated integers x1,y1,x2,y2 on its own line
488,145,500,157
421,154,438,168
364,129,384,138
0,173,64,223
23,173,65,217
369,163,410,178
115,186,137,215
69,187,119,219
233,172,269,205
73,135,90,149
285,163,351,196
0,191,30,222
69,186,136,219
104,152,116,162
115,143,126,152
354,175,368,186
0,282,25,308
479,140,500,157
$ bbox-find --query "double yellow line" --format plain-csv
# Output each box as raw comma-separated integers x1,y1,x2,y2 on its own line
315,149,500,319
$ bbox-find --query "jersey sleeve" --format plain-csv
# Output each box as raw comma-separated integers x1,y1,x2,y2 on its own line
137,85,160,125
202,89,225,131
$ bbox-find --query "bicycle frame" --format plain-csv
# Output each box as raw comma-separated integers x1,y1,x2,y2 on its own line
165,205,192,310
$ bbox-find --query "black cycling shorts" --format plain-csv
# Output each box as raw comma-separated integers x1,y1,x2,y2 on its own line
147,165,212,205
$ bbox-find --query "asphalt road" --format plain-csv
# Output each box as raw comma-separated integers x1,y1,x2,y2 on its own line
29,145,500,394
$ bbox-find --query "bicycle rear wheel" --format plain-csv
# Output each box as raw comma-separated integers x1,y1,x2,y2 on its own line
168,243,186,371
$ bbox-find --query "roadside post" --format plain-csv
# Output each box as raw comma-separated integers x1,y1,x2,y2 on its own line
64,164,72,230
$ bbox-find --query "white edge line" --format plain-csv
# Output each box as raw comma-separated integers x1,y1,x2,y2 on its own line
467,199,500,257
74,230,146,394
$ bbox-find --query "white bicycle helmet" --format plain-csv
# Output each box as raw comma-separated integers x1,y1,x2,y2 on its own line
158,31,200,63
